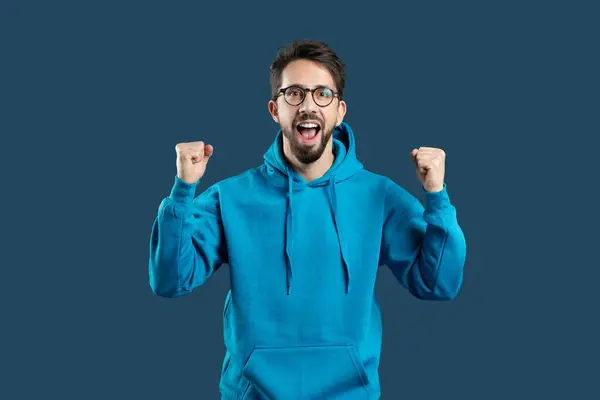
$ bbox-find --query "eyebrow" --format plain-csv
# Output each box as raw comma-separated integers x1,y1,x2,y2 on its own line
284,84,332,89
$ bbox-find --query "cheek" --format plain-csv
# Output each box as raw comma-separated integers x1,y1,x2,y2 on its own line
325,110,339,126
278,109,295,125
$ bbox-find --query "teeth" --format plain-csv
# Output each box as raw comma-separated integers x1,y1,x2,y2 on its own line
298,123,318,128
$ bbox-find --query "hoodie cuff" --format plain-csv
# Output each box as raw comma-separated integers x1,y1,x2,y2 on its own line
423,182,451,213
169,175,198,205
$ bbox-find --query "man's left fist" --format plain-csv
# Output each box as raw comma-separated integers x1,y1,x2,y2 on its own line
410,147,446,193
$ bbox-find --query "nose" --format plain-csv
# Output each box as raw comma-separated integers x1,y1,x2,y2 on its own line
298,90,319,113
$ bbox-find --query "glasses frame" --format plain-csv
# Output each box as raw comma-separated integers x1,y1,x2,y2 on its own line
274,85,341,107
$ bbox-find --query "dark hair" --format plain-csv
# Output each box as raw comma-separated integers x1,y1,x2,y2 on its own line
269,39,346,100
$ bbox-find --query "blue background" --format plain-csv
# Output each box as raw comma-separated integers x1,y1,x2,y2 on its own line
1,0,598,398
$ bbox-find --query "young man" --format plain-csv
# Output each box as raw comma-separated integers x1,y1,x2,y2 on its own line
149,39,467,399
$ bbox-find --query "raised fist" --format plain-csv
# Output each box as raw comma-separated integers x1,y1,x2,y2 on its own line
175,141,214,184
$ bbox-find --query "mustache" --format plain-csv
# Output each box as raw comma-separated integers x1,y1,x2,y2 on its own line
294,114,323,125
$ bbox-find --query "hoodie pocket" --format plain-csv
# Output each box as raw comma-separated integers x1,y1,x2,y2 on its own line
242,344,369,399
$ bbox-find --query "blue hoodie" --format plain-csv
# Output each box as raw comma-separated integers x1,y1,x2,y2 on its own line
149,122,467,399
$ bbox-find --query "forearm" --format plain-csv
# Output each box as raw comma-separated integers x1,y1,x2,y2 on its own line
406,207,466,300
384,182,467,301
148,177,225,298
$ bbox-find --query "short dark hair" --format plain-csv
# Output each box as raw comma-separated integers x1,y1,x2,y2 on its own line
269,39,346,101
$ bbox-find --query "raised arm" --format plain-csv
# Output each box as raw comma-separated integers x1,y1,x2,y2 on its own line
149,176,228,298
380,180,467,301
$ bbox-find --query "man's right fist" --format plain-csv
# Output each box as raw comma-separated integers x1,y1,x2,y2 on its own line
175,141,213,185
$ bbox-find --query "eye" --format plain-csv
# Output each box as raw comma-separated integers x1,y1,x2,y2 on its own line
285,87,303,97
316,88,333,97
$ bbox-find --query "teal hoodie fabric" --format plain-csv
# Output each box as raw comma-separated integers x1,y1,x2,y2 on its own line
149,122,467,399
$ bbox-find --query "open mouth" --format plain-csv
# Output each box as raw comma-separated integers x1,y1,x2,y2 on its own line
295,121,322,143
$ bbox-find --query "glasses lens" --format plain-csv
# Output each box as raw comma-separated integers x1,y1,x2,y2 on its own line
314,87,334,106
284,87,304,105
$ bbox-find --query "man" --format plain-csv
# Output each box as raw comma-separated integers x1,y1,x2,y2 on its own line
149,39,467,399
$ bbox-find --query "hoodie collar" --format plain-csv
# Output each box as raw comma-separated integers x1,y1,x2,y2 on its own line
263,121,363,187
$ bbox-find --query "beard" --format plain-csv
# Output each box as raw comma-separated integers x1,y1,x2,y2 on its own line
282,121,334,165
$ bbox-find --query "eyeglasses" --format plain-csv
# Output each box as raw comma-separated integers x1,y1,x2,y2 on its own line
274,85,340,107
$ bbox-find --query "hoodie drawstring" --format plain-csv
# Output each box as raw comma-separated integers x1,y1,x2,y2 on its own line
283,173,351,295
285,173,294,295
328,179,351,294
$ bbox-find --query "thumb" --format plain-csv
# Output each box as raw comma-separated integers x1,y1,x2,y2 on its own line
410,149,418,165
202,144,214,162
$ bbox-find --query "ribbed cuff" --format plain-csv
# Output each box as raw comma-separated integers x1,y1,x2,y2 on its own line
169,175,198,205
423,182,451,213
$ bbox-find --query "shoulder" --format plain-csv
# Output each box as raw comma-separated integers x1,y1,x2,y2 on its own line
355,169,415,198
345,168,392,191
357,169,423,217
193,165,266,204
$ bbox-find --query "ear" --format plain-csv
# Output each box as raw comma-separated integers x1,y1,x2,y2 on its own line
335,99,347,126
268,99,280,123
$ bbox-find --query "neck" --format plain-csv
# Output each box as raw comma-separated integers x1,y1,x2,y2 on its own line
284,140,335,183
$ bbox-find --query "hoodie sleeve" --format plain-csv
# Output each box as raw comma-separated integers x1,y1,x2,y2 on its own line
380,179,466,301
148,176,228,298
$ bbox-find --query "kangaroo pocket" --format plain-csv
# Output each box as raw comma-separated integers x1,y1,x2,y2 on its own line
242,344,369,399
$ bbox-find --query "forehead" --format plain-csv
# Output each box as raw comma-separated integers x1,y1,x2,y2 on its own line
280,59,336,88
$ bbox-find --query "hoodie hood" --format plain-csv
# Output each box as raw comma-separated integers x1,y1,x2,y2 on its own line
263,121,364,295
